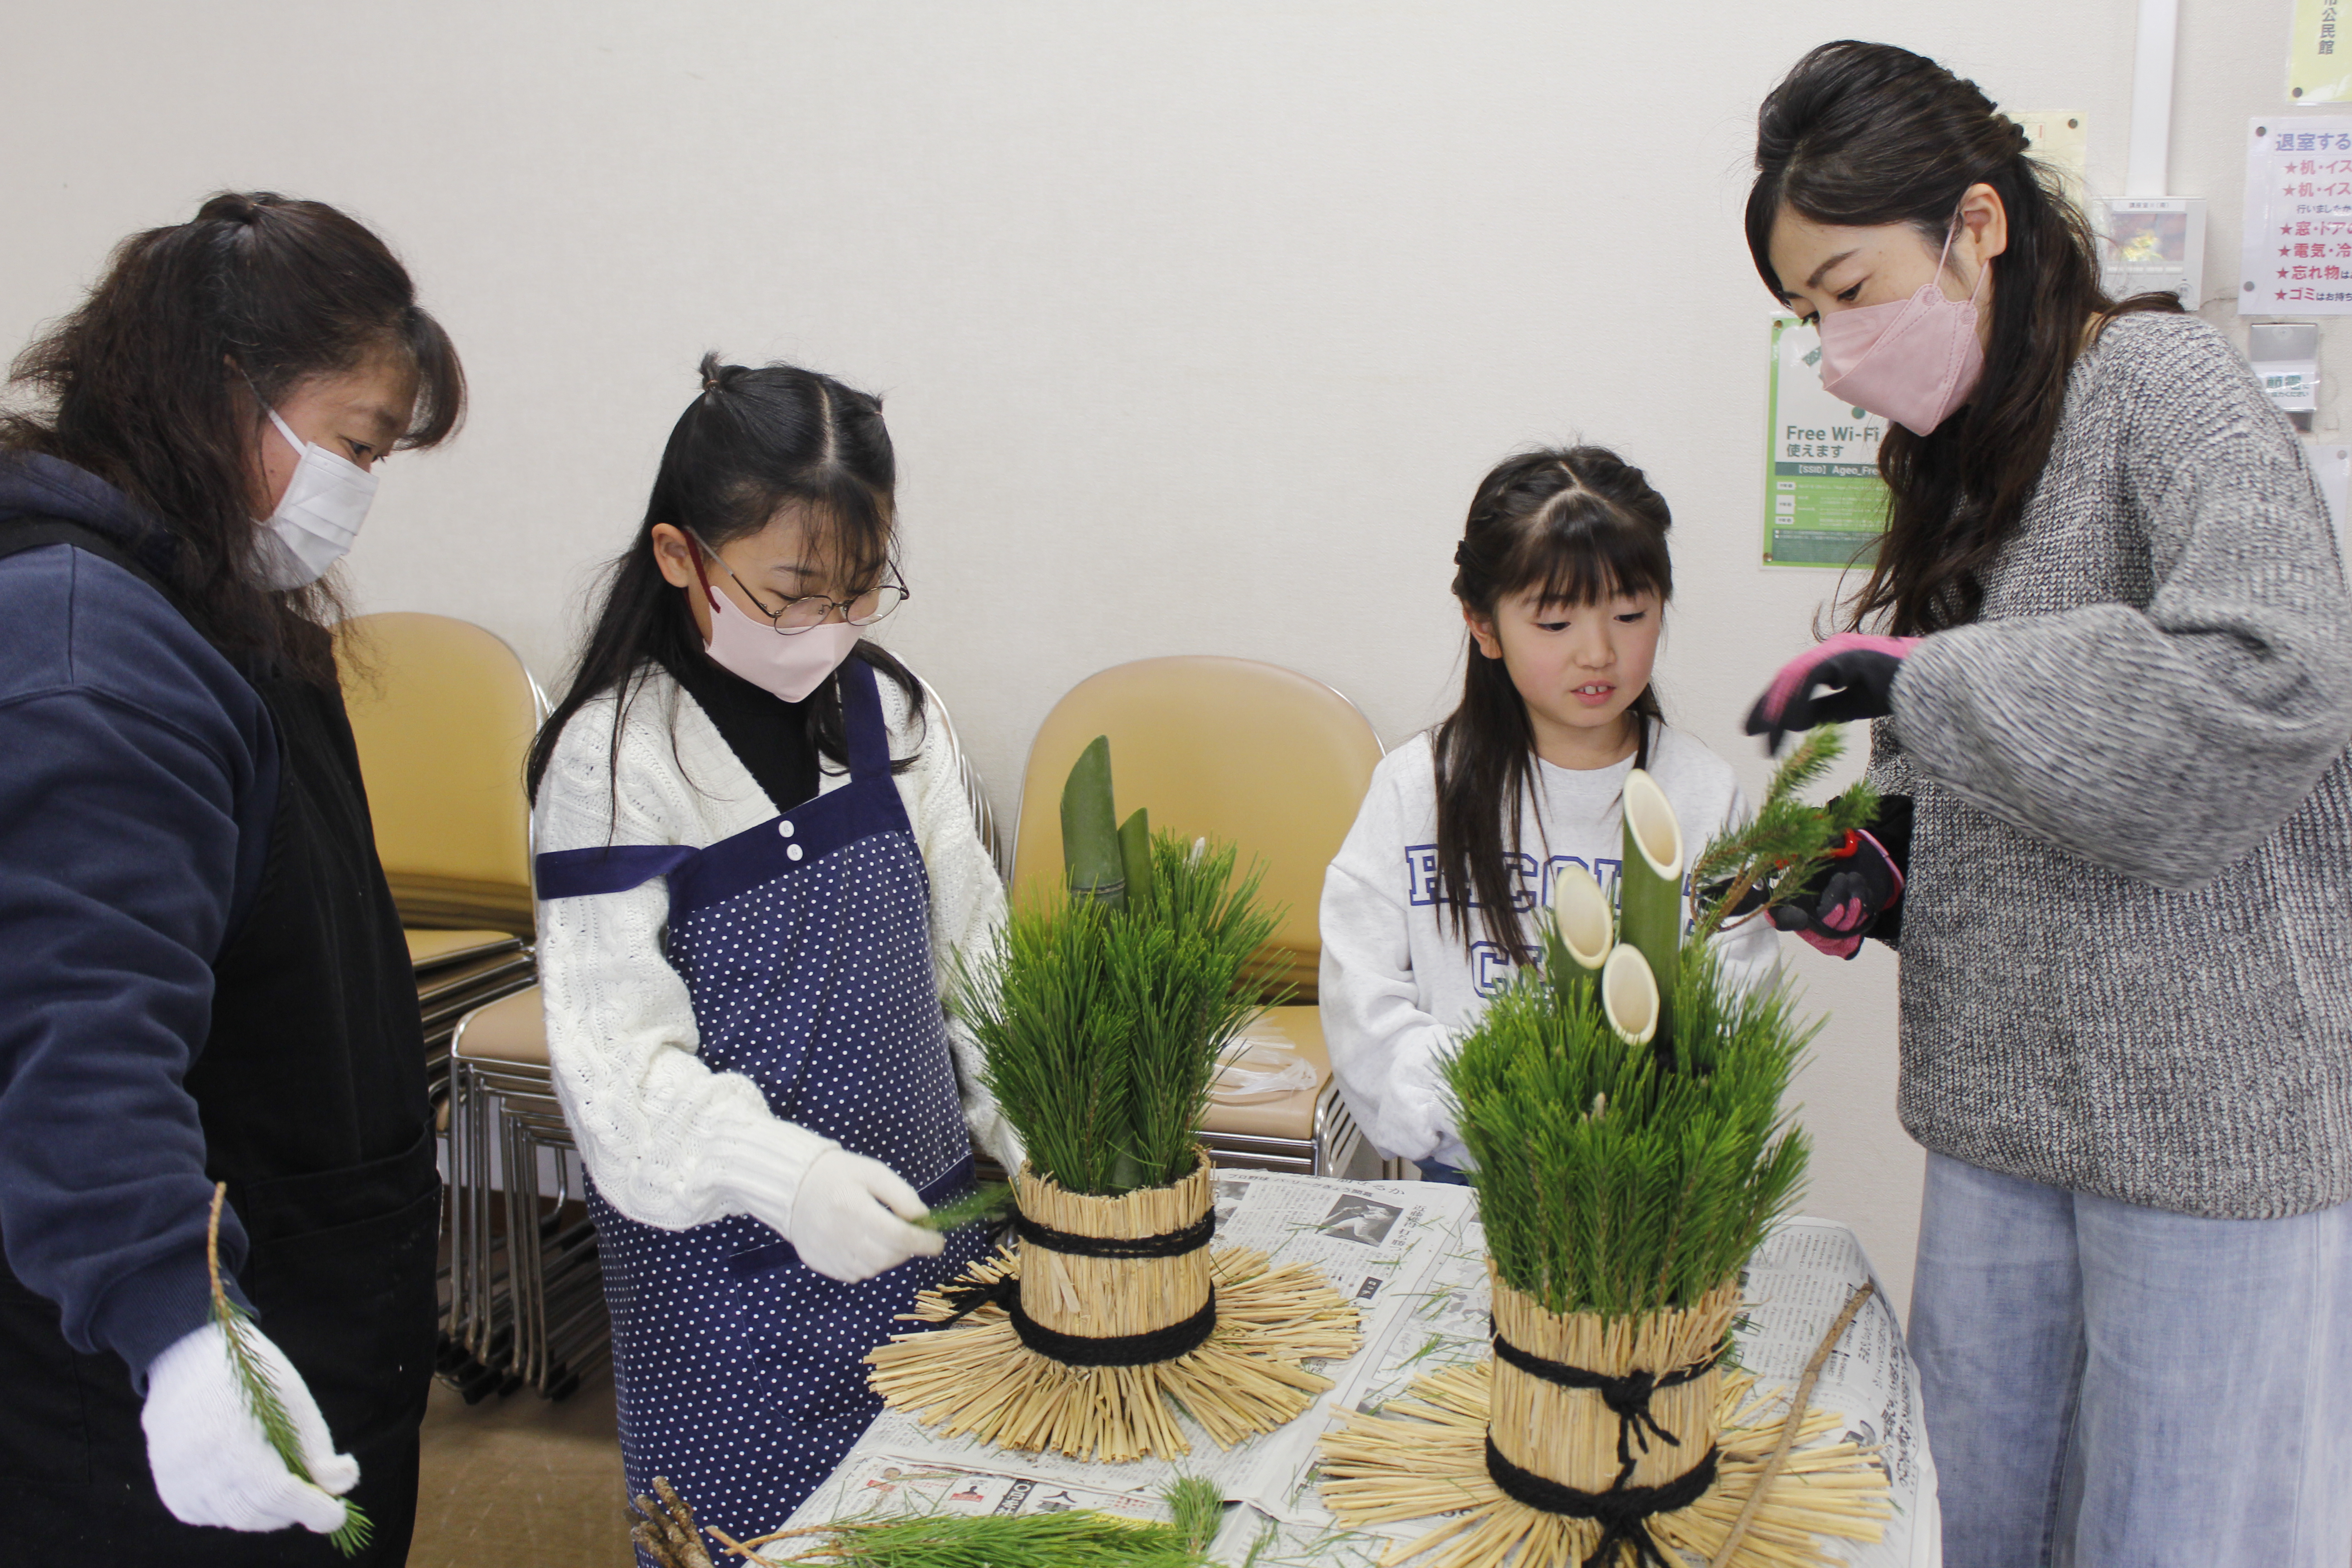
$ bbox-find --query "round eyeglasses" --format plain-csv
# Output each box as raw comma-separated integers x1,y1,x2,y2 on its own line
698,543,910,633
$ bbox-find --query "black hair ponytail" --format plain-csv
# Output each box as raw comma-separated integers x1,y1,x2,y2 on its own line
1431,446,1674,962
526,354,924,804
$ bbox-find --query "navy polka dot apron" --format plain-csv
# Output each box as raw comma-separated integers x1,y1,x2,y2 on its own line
536,659,985,1554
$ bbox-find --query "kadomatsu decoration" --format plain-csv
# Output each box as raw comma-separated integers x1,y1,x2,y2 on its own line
866,737,1360,1463
1318,731,1891,1568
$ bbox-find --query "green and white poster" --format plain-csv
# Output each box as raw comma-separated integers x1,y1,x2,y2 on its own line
1763,315,1890,568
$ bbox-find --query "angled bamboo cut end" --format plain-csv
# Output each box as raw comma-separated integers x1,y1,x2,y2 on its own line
1549,862,1613,970
1619,767,1686,1049
1061,735,1127,906
1622,768,1685,882
1600,943,1659,1046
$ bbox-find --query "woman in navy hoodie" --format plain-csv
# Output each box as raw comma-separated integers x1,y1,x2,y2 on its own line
0,192,463,1561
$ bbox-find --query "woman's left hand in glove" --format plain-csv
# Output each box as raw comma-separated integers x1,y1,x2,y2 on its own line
1744,634,1920,752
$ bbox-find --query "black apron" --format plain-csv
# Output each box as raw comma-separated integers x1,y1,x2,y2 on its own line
0,522,438,1563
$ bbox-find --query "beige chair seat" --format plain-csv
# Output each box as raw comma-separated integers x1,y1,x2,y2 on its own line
451,985,548,1067
407,928,524,974
1202,1006,1326,1142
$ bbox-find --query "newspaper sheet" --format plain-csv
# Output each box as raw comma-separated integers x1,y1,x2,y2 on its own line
793,1174,1941,1568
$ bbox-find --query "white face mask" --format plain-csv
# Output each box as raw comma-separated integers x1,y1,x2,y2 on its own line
255,407,377,589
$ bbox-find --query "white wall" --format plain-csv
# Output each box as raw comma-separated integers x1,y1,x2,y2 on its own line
4,1,2321,1317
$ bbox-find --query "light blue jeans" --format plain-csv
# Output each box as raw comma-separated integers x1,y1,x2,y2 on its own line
1910,1152,2352,1568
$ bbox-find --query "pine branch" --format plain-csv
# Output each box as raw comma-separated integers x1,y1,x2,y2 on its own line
1689,726,1880,943
962,828,1282,1196
1442,946,1813,1319
207,1184,372,1557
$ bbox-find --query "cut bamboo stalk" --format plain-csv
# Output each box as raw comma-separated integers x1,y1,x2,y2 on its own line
1061,735,1125,906
1600,943,1660,1047
1551,862,1613,971
1117,806,1154,911
1619,767,1685,1049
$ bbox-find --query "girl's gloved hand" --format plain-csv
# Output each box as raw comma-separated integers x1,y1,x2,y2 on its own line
141,1321,358,1535
787,1148,945,1282
1744,633,1921,752
1768,828,1906,959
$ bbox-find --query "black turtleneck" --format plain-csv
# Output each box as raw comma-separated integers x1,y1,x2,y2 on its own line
658,647,820,815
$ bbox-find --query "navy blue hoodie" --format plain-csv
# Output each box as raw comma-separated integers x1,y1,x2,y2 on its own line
0,454,274,1378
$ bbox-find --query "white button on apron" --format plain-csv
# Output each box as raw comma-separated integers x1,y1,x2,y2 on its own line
779,820,795,838
787,844,803,861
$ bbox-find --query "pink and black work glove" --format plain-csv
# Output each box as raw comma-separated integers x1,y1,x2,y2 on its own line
1744,634,1921,753
1767,797,1913,959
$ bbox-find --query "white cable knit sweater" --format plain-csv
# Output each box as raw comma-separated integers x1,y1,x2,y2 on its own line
532,661,1018,1235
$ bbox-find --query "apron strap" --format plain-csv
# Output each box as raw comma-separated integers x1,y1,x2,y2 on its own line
840,657,893,783
536,843,702,900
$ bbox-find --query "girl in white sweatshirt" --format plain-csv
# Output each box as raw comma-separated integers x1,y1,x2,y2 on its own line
1319,445,1778,1180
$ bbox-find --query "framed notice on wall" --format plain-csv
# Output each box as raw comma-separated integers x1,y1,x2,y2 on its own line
1762,315,1888,568
2242,117,2352,314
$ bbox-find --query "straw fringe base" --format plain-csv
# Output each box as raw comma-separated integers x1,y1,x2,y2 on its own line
1319,1361,1890,1568
865,1245,1361,1464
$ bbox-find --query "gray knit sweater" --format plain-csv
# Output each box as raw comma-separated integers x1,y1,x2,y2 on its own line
1876,311,2352,1220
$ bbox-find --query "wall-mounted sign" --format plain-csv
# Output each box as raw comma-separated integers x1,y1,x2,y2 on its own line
1762,316,1888,569
2242,116,2352,314
2008,110,2090,207
2289,0,2352,103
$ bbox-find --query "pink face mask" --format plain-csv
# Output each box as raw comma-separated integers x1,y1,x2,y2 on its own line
1816,219,1989,438
690,549,861,704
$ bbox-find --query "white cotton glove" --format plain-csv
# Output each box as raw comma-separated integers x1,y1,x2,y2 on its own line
141,1322,357,1535
786,1148,946,1283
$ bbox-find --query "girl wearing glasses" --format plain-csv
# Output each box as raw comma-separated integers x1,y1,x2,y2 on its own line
1318,445,1781,1185
525,355,1016,1548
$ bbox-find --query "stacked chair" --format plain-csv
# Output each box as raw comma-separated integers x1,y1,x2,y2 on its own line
338,613,544,1106
336,612,554,1399
1008,656,1391,1176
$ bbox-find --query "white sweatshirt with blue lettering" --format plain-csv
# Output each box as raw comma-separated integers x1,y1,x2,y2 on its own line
1318,725,1781,1169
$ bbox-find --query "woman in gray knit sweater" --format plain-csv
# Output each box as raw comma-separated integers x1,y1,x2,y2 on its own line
1740,43,2352,1568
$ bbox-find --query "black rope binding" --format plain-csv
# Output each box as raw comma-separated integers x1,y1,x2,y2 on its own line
929,1204,1220,1367
1490,1329,1726,1475
1014,1208,1215,1260
1484,1436,1720,1568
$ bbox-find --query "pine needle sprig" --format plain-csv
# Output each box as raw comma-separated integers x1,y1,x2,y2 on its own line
912,1183,1013,1234
959,830,1282,1196
1688,726,1880,943
206,1184,372,1557
1443,947,1812,1320
1163,1475,1224,1554
742,1505,1214,1566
